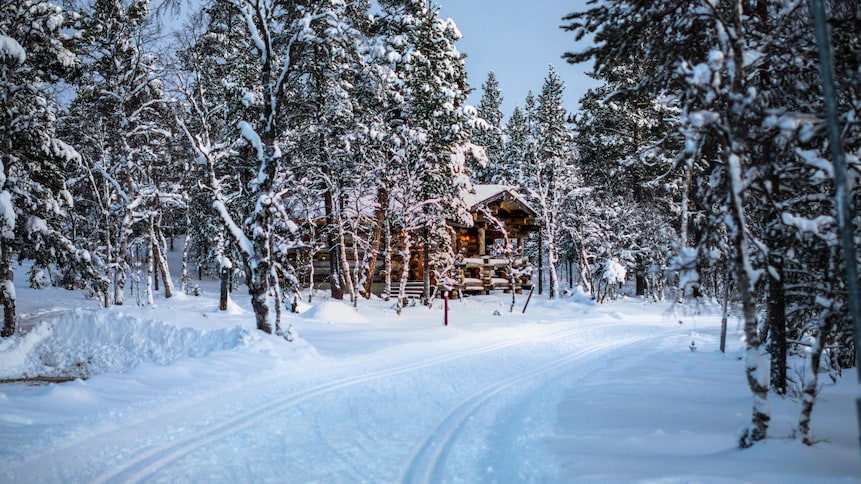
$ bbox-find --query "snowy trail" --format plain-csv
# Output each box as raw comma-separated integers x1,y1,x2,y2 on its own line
3,290,859,483
398,331,661,483
5,319,652,483
91,332,543,484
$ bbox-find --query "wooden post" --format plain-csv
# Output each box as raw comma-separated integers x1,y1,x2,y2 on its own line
444,291,449,326
522,286,534,314
423,228,430,304
538,225,543,295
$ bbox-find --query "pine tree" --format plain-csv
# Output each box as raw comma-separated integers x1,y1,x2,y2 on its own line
287,0,376,304
173,3,254,310
0,0,88,336
472,71,504,183
376,0,476,309
500,105,530,186
67,0,178,307
527,66,575,300
564,0,861,447
570,57,683,299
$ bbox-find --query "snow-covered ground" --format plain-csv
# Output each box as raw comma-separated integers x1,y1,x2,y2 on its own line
1,259,859,482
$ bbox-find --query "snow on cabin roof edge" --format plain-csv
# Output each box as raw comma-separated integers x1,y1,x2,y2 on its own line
289,184,537,223
461,184,537,217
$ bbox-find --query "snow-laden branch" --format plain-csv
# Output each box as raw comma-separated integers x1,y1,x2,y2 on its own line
92,164,131,205
234,0,268,62
213,200,254,257
0,34,26,65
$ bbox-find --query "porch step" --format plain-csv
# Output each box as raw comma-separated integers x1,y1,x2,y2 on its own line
387,280,427,299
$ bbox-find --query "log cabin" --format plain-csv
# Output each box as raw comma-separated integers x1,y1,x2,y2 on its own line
299,184,538,298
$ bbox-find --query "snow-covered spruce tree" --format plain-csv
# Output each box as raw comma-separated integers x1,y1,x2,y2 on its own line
375,0,476,310
68,0,179,306
828,0,861,372
748,1,861,442
567,51,685,300
526,66,576,300
0,0,95,336
194,0,306,334
471,71,504,183
286,0,378,304
565,0,777,447
173,3,261,311
500,98,536,189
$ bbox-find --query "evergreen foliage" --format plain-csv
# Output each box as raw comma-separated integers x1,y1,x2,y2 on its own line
564,0,861,448
0,0,94,335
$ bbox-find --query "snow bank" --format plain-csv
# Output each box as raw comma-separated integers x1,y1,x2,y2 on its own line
300,301,369,324
0,309,248,380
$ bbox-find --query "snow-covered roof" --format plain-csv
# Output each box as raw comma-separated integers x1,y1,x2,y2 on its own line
461,184,536,217
289,184,536,224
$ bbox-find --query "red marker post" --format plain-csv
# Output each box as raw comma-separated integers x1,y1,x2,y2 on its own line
444,291,449,326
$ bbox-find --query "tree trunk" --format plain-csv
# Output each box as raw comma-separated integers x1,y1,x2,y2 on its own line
767,254,787,395
546,215,560,299
799,310,835,445
324,189,344,300
336,215,356,303
219,262,230,311
680,162,693,246
104,189,112,305
246,188,274,334
396,232,411,315
384,219,392,302
729,2,768,448
720,264,731,353
728,151,770,448
249,277,271,334
306,245,315,303
153,245,160,293
578,238,592,294
0,240,15,337
114,223,128,306
155,225,174,298
537,225,543,295
422,228,430,305
244,188,273,334
181,208,190,295
145,242,154,307
270,236,282,333
360,187,387,299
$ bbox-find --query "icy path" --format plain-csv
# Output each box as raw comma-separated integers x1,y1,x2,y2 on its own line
2,315,668,483
4,288,859,482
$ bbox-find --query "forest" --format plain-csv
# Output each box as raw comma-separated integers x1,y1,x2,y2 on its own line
1,0,859,450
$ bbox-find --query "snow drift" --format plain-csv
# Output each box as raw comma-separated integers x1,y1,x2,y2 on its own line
0,309,248,380
300,300,370,324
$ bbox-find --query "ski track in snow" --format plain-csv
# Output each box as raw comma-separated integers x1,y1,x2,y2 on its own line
398,331,662,483
85,322,622,483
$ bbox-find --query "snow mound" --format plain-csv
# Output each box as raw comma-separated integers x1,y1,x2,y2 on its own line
300,301,369,324
0,309,248,380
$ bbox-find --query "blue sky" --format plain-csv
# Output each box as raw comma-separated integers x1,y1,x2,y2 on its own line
436,0,599,118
